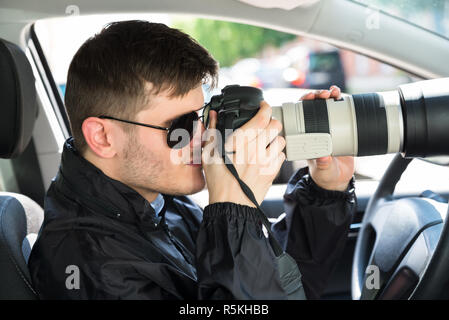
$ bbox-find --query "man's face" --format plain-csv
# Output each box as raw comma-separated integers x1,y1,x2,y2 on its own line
116,85,206,197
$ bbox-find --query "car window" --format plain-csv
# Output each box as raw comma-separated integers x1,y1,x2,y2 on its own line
350,0,449,39
34,14,447,195
0,160,19,193
309,52,341,72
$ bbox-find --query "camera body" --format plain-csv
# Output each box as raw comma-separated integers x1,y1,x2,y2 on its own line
208,84,336,160
206,85,263,139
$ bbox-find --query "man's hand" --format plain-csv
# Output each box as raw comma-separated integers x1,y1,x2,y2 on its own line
202,101,285,207
302,86,355,192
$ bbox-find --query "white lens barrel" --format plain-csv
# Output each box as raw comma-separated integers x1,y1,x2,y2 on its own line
379,91,404,154
326,95,358,157
271,92,404,161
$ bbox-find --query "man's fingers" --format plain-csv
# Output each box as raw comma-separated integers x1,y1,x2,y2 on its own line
256,118,283,149
316,90,331,99
236,118,282,158
203,110,218,149
225,101,273,152
260,150,286,177
208,110,217,129
265,136,286,161
237,100,271,132
202,110,222,161
330,85,342,99
300,86,342,101
300,92,315,100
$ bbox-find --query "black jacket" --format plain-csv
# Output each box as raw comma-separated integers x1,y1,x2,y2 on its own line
28,138,356,299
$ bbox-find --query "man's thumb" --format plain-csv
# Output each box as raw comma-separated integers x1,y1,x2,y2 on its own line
208,110,217,129
315,156,332,169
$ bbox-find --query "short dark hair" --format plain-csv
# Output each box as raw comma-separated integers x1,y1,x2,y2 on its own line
64,20,218,153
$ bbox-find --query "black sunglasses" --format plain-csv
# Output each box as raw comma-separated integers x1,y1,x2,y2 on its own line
99,103,212,149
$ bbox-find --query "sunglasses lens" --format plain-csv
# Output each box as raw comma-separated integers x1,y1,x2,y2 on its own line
167,112,199,149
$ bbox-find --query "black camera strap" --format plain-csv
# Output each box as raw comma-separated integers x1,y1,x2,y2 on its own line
223,156,283,256
222,156,308,299
220,127,284,257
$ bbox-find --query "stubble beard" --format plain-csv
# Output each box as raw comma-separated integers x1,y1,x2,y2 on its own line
120,133,205,197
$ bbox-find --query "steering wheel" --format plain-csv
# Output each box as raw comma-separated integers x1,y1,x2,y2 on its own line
351,153,449,299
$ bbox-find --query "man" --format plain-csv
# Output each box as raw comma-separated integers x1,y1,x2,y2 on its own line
28,20,356,299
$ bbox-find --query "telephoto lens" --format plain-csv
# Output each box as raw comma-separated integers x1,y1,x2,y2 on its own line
270,77,449,160
205,78,449,161
270,89,403,160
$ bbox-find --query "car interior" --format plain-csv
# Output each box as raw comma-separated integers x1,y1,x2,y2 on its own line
1,0,449,300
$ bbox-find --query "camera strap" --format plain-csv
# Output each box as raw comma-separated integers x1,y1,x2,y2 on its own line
216,111,284,256
222,152,284,257
221,134,307,299
219,154,308,299
214,98,306,299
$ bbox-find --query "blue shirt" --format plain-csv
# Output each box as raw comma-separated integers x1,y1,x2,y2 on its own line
147,193,164,224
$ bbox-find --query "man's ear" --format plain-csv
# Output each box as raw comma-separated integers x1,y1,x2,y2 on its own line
81,117,117,158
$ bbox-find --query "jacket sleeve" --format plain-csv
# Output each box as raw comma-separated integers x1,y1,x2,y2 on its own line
195,202,289,300
271,166,356,299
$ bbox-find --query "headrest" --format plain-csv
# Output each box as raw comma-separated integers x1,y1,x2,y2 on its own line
0,39,38,159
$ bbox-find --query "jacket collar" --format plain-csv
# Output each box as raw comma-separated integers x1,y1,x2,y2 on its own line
55,138,165,226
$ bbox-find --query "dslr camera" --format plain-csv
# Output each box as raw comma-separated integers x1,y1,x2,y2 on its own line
203,78,449,160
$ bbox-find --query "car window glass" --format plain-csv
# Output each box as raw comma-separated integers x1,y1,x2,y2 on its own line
0,160,19,193
350,0,449,39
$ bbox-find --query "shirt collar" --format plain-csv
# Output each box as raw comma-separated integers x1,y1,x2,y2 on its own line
150,193,165,217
